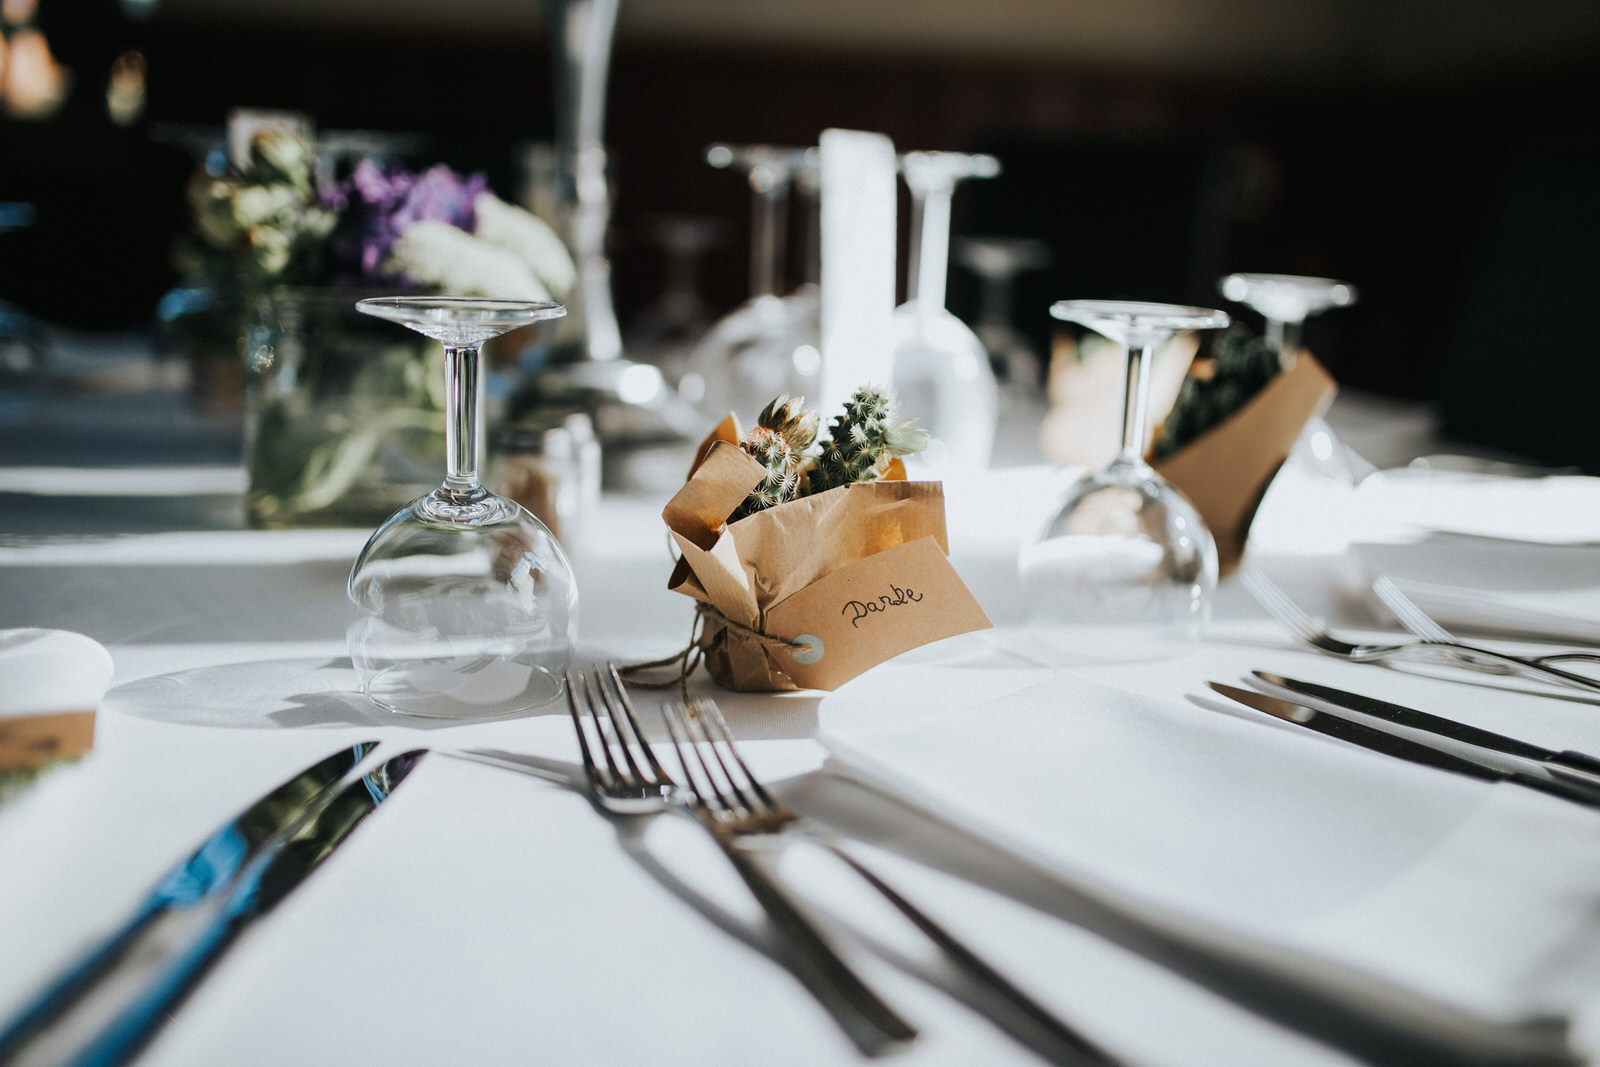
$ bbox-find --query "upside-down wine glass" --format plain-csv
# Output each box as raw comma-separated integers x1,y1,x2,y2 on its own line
1019,300,1227,661
348,297,579,719
1218,272,1364,480
956,236,1051,390
890,150,1001,474
678,143,821,427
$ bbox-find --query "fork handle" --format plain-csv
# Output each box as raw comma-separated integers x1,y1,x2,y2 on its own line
712,832,918,1056
817,838,1120,1064
1416,641,1600,695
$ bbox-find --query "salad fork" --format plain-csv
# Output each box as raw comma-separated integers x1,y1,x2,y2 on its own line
1372,575,1600,677
660,695,1120,1066
1242,568,1600,695
566,665,917,1058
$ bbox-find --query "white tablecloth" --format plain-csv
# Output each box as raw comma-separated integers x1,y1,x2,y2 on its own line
5,404,1600,1067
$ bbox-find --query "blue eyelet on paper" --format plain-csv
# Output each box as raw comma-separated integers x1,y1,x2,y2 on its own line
791,634,824,664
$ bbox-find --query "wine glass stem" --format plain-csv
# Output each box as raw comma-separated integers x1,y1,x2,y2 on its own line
1117,341,1156,469
749,166,790,299
443,342,483,493
907,186,952,312
1266,317,1304,361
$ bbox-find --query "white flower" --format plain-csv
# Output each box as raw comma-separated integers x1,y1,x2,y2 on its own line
231,184,302,229
385,220,551,300
471,192,576,299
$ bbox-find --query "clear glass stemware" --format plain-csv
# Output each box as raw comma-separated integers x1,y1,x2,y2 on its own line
1218,272,1364,480
1019,299,1227,661
1217,273,1357,358
678,144,822,427
348,296,579,719
890,151,1001,474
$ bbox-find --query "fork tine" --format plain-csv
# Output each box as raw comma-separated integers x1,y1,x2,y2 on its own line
1241,568,1321,642
1372,576,1453,641
591,667,676,792
661,700,736,815
693,698,783,818
564,669,608,788
602,664,674,782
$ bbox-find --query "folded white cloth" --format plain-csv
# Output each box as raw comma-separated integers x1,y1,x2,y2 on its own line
1352,471,1600,545
819,667,1600,1030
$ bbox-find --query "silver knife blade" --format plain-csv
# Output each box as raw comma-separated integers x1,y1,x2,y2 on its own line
1210,683,1504,780
1251,672,1600,781
0,743,390,1067
1210,683,1600,810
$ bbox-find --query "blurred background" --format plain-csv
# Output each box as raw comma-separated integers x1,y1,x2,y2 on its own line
2,0,1598,470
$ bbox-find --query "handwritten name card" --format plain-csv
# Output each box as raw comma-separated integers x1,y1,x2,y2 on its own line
764,536,991,690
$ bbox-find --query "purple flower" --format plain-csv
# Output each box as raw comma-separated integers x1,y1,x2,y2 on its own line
322,160,489,286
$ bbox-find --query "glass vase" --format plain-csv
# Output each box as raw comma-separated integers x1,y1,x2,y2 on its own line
243,287,446,528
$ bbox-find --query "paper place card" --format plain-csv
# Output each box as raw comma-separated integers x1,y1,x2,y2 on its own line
764,536,991,691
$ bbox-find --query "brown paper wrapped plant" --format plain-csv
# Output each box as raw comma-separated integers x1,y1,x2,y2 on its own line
629,386,990,695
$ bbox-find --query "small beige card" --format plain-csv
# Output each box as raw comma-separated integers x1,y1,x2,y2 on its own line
764,536,992,690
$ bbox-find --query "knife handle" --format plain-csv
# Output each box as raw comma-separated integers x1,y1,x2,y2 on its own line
0,902,237,1067
0,904,162,1065
1554,751,1600,779
1512,768,1600,811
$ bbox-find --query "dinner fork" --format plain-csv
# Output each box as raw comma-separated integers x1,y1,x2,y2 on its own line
1242,568,1600,695
1372,575,1600,676
566,665,917,1058
659,695,1120,1066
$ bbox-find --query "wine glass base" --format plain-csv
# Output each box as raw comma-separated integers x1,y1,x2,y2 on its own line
357,659,566,720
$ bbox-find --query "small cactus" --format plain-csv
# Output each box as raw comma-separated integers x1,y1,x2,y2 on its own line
807,386,929,495
733,425,804,520
756,392,819,456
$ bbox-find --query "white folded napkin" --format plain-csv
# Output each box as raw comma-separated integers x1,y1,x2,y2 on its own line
1352,471,1600,545
819,671,1600,1027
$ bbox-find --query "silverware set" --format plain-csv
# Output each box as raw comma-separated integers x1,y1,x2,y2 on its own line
9,560,1600,1067
566,664,1115,1063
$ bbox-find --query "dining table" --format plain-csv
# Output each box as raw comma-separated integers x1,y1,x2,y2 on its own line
5,355,1600,1067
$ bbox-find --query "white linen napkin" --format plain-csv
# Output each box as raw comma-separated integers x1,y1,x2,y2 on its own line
818,670,1600,1027
1351,471,1600,545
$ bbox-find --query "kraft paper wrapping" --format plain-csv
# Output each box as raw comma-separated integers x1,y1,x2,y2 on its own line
664,439,991,692
1151,351,1337,575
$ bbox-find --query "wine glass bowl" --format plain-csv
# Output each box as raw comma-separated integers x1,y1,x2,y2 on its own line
347,296,579,719
891,151,1001,474
1019,299,1227,661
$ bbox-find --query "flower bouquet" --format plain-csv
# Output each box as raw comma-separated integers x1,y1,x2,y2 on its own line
168,125,576,527
656,388,991,693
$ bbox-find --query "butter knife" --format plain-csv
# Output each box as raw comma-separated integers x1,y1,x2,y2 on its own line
1210,683,1600,809
1250,672,1600,782
0,744,423,1067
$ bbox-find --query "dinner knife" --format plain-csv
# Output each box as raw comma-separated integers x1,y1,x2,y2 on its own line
0,744,423,1067
1210,683,1600,810
1250,672,1600,782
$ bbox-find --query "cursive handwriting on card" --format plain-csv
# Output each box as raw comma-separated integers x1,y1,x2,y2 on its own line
842,584,924,628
